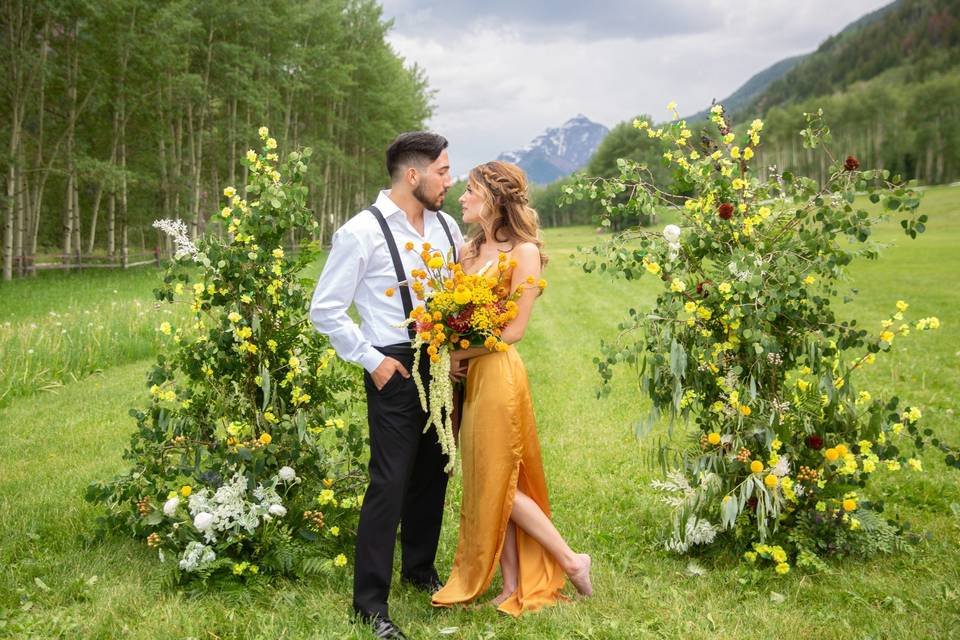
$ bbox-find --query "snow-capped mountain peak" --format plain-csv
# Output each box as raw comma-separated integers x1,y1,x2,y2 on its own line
497,115,609,185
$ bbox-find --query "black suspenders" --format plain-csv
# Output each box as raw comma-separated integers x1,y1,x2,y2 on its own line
367,205,457,340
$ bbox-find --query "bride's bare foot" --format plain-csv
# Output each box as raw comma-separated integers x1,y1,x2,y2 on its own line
489,589,515,607
568,553,593,597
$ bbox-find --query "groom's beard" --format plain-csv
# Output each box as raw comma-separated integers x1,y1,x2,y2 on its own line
414,184,446,211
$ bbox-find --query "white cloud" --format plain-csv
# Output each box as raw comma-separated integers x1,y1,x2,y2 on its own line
383,0,894,176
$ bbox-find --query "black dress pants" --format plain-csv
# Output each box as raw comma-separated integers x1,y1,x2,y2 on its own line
353,344,449,619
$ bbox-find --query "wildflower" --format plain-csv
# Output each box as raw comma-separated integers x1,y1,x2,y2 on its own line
159,322,172,335
268,504,287,517
193,512,214,532
844,155,860,171
228,312,242,323
670,279,686,293
740,405,751,416
272,247,284,259
663,224,681,243
803,275,816,285
843,498,857,512
259,433,272,445
744,551,757,562
718,203,734,220
180,485,192,497
907,458,923,471
750,460,764,474
334,554,348,567
258,126,269,139
278,466,297,483
318,489,335,505
330,526,340,537
743,147,754,160
163,497,180,517
385,288,395,297
824,448,839,462
731,178,746,190
764,474,778,488
427,256,444,269
707,432,721,445
644,261,661,275
775,563,790,575
266,137,277,149
880,331,894,344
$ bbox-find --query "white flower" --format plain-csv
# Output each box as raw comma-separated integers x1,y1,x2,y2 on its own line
163,497,180,517
193,512,214,531
663,224,682,243
278,466,297,482
268,504,287,517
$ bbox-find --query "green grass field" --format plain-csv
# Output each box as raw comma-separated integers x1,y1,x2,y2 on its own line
1,185,959,639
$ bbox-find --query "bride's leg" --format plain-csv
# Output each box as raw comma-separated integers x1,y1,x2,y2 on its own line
509,490,593,596
491,521,518,605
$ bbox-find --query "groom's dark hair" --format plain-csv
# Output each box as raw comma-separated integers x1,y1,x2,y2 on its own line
386,132,448,181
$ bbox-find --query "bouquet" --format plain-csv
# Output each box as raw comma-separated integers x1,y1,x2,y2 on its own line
385,243,545,471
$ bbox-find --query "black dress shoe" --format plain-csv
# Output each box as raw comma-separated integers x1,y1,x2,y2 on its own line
359,614,408,640
401,573,443,594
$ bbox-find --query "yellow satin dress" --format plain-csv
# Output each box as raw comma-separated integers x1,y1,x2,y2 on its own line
432,261,567,616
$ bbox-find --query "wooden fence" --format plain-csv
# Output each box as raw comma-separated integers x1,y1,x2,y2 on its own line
9,249,163,276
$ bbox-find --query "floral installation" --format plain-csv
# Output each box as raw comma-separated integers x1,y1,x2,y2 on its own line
87,128,368,584
566,102,958,572
385,246,545,471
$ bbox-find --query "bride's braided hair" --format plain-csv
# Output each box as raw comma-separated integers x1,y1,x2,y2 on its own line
462,161,548,267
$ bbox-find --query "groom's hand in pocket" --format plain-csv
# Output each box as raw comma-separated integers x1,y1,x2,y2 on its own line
371,357,410,391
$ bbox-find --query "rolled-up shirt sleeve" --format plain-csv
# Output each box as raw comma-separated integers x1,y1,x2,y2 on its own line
310,227,385,373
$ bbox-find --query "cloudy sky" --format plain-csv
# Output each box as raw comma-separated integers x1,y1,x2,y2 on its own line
380,0,893,176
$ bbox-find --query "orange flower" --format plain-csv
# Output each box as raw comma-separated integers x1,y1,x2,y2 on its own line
384,288,395,297
405,241,414,251
422,242,432,251
459,339,470,349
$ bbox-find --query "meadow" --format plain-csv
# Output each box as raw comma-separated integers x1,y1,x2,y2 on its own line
0,185,958,639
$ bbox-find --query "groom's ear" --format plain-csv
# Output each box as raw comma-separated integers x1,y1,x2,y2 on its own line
405,165,420,187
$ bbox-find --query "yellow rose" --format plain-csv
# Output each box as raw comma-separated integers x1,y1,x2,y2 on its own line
707,432,721,445
825,448,839,462
259,433,272,445
842,498,857,512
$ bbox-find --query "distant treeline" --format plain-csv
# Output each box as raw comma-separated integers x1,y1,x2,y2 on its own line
1,0,431,280
532,0,960,228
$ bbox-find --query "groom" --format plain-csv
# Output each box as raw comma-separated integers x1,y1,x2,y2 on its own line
310,132,462,639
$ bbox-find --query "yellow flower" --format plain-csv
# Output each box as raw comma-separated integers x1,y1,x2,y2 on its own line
886,460,901,471
740,405,751,416
825,448,839,462
731,178,746,190
670,279,686,293
718,282,732,295
775,563,790,575
684,301,697,313
771,547,787,563
803,275,816,285
707,432,721,445
258,126,269,139
730,146,741,159
228,312,242,323
246,149,257,163
843,498,857,512
666,100,677,111
744,551,757,562
644,261,661,275
743,147,754,160
771,439,782,452
259,433,272,445
384,288,395,298
835,444,848,456
224,186,236,198
180,485,192,497
263,411,278,424
907,458,923,471
330,526,340,537
266,137,277,149
334,554,347,567
427,256,444,269
764,474,778,488
159,322,172,335
319,489,335,505
750,460,764,474
896,300,909,312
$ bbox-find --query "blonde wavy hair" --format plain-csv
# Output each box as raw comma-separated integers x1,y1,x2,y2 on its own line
462,161,548,268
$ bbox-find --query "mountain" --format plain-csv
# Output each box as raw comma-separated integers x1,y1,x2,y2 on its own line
498,115,609,184
687,0,904,122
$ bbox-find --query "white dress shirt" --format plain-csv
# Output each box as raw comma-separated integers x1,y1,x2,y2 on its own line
310,190,465,373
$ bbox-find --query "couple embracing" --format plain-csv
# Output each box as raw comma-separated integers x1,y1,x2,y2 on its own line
310,132,593,640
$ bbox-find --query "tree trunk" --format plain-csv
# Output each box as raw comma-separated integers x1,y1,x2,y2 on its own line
86,182,104,254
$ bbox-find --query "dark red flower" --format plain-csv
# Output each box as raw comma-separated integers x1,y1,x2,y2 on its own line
445,306,474,334
844,155,860,171
806,434,824,450
717,202,734,220
696,279,713,297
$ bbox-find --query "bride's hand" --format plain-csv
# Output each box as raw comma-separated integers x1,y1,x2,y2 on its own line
450,359,467,382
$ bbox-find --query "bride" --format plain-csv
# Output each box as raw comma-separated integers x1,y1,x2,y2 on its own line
431,160,593,616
